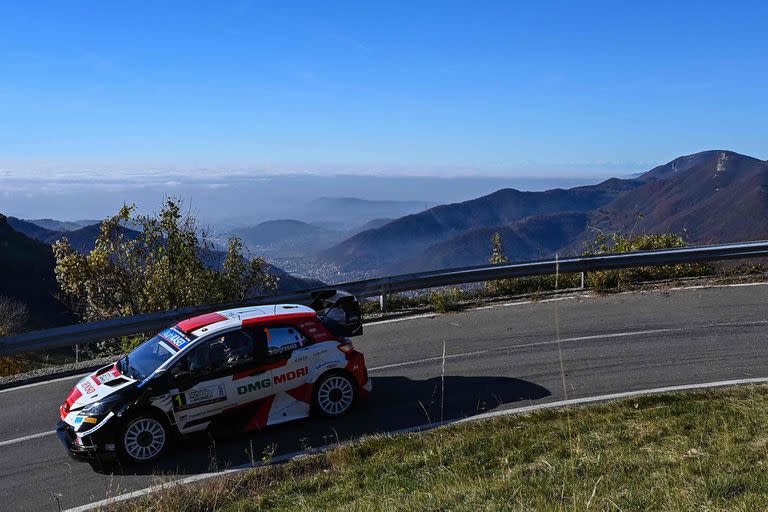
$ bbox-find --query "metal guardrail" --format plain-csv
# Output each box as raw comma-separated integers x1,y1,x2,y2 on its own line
2,240,768,356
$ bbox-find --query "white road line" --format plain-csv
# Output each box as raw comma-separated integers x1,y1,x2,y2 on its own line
369,328,675,372
367,313,437,326
666,281,768,292
0,430,55,447
65,375,768,512
0,373,86,395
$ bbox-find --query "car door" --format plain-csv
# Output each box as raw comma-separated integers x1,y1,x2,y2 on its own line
167,328,266,434
250,324,313,424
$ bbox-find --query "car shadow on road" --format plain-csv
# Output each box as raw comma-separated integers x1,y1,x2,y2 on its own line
91,375,550,476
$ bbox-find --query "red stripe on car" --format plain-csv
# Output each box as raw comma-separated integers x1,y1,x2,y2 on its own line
241,312,316,327
244,395,276,431
285,382,313,404
177,312,228,333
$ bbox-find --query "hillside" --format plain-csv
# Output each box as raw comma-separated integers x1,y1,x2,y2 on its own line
586,150,768,244
321,178,640,271
354,218,394,232
6,217,60,244
0,215,72,328
264,264,325,291
26,218,99,231
232,219,335,247
7,218,143,254
306,197,432,225
390,213,589,273
322,150,768,274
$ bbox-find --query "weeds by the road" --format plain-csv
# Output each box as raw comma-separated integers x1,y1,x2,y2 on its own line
111,384,768,511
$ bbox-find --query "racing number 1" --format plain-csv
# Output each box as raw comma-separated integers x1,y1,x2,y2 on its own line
173,393,186,410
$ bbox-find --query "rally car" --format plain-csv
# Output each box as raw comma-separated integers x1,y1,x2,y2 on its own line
57,291,370,464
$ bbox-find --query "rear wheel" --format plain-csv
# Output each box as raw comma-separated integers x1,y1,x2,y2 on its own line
313,372,357,417
117,412,169,463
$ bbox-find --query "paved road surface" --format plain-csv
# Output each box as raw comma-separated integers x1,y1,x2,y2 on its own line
1,283,767,511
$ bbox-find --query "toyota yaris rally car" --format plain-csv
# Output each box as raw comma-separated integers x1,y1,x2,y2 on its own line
57,291,370,464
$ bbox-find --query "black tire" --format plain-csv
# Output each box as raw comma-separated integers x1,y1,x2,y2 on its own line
312,372,357,418
116,411,170,464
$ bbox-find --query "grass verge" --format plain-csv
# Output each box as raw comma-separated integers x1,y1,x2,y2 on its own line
111,384,768,511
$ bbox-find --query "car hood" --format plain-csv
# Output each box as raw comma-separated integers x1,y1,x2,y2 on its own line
65,363,138,410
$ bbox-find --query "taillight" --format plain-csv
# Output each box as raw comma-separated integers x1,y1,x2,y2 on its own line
337,341,355,353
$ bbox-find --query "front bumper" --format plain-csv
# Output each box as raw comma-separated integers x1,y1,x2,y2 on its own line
56,420,117,462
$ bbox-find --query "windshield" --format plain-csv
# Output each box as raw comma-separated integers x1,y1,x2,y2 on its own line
120,335,177,381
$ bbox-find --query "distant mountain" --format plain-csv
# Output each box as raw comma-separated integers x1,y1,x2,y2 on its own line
586,150,768,245
305,197,433,225
6,218,140,254
353,218,394,233
228,219,346,260
6,217,60,243
26,218,100,232
0,215,73,328
321,178,640,271
62,223,143,253
232,219,334,247
321,150,768,274
390,213,589,274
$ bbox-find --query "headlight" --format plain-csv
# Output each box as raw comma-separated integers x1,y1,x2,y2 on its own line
81,395,123,416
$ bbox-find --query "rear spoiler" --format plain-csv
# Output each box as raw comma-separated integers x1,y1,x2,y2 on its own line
309,290,363,338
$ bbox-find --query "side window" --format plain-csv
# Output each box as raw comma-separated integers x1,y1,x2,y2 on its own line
171,329,261,378
263,326,306,358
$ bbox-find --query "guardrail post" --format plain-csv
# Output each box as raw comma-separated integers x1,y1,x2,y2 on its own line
580,272,586,289
379,294,387,312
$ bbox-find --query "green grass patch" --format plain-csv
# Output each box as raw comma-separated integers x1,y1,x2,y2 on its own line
112,384,768,511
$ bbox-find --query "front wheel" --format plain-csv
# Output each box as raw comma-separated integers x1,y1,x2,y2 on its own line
313,373,357,417
117,412,169,463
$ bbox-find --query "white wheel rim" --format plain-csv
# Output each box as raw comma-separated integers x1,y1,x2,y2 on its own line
124,418,166,461
318,376,354,415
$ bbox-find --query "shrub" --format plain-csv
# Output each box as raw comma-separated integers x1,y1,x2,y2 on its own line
584,233,714,291
484,232,580,296
430,287,463,313
0,296,29,377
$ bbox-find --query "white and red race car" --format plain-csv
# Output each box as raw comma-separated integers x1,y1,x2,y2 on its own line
57,291,370,464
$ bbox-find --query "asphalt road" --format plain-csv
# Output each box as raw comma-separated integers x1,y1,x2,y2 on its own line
2,283,768,511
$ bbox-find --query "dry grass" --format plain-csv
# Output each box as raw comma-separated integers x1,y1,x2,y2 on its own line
111,384,768,511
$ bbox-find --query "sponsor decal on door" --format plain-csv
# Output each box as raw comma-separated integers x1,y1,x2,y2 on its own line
173,383,227,410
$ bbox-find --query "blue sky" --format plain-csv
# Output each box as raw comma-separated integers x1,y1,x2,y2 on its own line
1,1,767,176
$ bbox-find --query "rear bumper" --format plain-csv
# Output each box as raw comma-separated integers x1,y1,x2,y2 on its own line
348,351,372,397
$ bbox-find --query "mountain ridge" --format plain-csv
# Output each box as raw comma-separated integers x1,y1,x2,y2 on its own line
321,177,641,271
323,150,768,273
